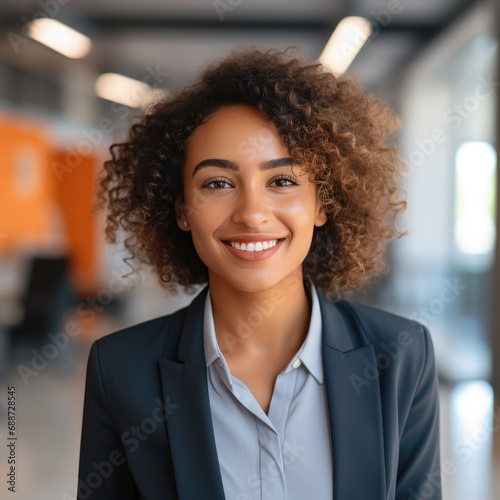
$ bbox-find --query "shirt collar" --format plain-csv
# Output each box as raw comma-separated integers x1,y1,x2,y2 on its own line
203,290,223,368
203,290,234,389
293,282,323,383
203,282,324,384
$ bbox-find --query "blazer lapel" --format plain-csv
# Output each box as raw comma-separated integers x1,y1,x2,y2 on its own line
158,285,225,500
318,289,386,499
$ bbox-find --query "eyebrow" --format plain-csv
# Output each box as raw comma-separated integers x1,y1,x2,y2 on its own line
192,157,295,176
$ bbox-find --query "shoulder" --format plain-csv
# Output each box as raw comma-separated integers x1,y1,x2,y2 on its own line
91,301,190,367
85,285,210,381
340,299,429,346
315,285,429,350
339,301,436,391
332,299,435,383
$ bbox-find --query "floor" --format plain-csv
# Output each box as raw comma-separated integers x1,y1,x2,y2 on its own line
1,326,500,500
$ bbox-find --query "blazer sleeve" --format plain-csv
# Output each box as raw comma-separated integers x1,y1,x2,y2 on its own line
396,325,441,500
77,341,140,499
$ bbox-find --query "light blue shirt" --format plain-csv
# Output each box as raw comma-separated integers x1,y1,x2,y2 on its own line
203,283,334,500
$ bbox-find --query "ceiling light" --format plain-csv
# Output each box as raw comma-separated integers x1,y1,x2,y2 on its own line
27,18,92,59
95,73,152,108
319,16,372,75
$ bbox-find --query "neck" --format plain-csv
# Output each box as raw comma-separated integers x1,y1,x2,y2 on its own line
208,271,312,359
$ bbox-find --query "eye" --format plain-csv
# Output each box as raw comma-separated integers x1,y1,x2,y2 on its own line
201,177,233,189
269,175,298,188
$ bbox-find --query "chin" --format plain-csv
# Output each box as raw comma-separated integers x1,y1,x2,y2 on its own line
210,269,296,295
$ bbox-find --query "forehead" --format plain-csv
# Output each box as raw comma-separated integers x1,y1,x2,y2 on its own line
184,104,289,165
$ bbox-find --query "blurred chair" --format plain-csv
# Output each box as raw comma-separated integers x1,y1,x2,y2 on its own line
8,256,75,348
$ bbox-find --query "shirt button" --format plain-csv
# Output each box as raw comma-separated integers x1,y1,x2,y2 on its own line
292,359,302,369
218,360,223,366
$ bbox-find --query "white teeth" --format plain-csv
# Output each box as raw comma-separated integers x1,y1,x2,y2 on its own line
229,240,279,252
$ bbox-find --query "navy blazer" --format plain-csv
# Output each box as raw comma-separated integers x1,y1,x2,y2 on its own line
77,285,441,499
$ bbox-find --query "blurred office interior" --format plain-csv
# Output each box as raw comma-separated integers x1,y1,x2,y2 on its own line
0,0,499,498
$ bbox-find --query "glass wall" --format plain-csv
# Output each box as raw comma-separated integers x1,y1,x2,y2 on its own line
379,3,497,384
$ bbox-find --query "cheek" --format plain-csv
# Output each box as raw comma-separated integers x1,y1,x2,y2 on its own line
276,194,317,222
190,201,227,230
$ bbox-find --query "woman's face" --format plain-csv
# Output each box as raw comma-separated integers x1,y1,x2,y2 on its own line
177,104,327,293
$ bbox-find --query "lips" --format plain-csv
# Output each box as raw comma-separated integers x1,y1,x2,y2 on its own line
222,238,285,260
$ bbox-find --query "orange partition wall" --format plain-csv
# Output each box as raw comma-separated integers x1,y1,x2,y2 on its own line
0,117,56,251
53,150,102,295
0,115,103,294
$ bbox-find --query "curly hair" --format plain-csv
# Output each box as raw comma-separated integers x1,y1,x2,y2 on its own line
95,47,407,297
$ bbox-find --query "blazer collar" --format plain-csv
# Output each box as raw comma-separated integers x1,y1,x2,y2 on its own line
159,284,385,500
173,285,208,361
158,285,225,499
317,288,386,498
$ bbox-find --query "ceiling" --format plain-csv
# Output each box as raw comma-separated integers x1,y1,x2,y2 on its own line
0,0,480,104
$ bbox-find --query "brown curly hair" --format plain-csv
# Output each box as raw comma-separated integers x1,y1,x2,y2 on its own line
95,47,407,296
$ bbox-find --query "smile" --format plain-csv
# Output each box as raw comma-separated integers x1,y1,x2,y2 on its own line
226,240,279,252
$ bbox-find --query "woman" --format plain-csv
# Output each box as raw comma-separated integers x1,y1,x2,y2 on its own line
77,48,441,500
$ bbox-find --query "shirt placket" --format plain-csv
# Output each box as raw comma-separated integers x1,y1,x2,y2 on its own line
212,349,304,500
256,364,300,499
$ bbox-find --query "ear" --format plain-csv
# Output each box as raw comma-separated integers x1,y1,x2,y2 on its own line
174,197,190,231
314,205,328,227
314,207,328,227
311,179,328,228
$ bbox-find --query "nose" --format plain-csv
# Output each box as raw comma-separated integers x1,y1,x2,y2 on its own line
231,185,272,227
